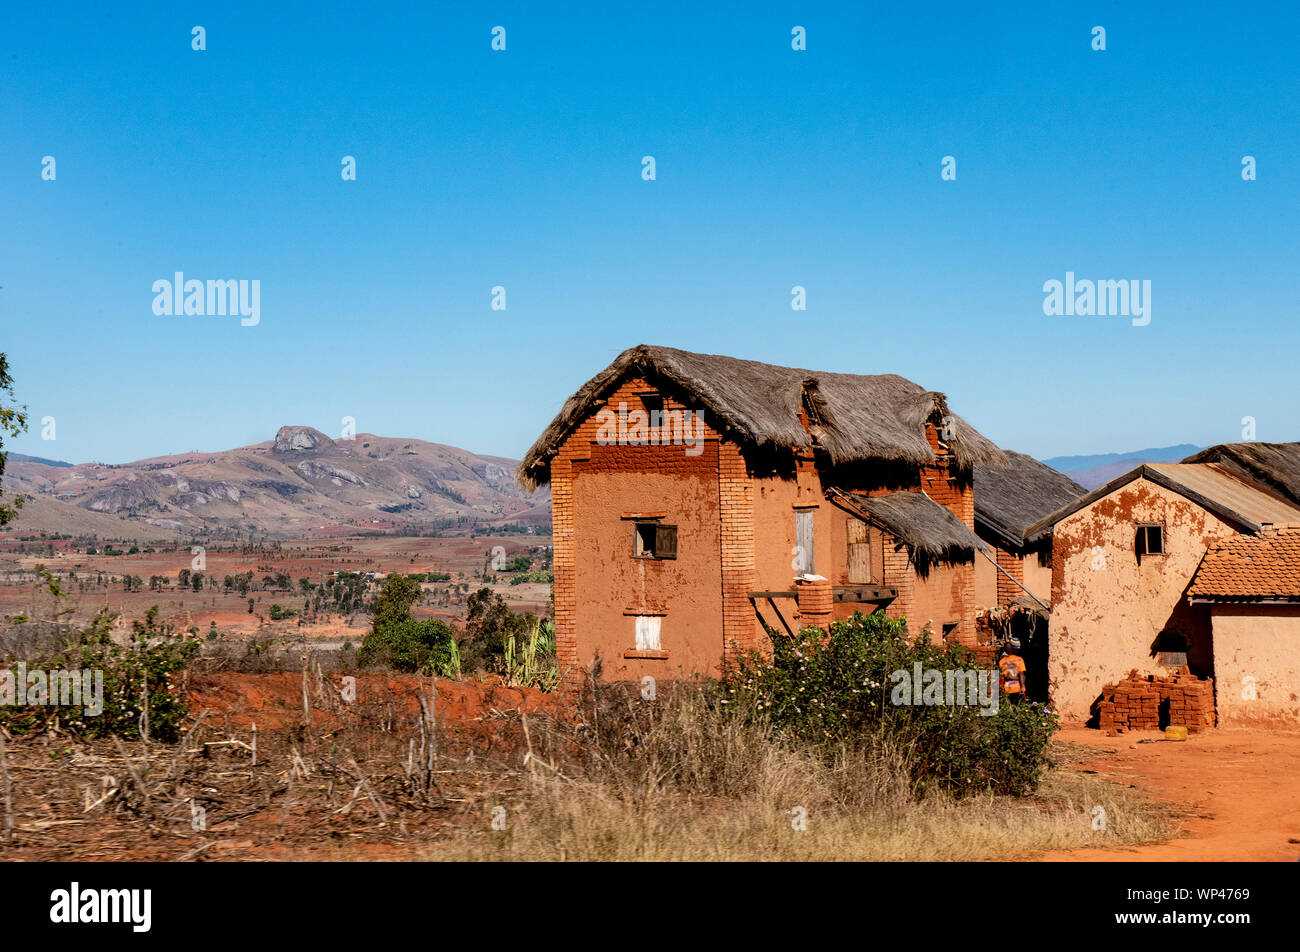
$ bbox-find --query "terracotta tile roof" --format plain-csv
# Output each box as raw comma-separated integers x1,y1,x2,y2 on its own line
1188,525,1300,600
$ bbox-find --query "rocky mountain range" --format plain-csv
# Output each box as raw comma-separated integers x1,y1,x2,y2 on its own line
1,426,549,539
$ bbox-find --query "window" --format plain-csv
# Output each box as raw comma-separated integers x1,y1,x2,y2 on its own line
633,521,677,559
795,510,815,574
638,392,665,417
1155,631,1188,667
846,518,871,583
1136,524,1164,557
635,615,661,651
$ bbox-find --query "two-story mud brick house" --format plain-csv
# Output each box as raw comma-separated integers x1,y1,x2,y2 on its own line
518,345,1007,684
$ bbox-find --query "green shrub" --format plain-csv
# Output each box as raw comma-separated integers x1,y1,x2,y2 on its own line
0,607,198,741
358,617,457,675
726,611,1057,797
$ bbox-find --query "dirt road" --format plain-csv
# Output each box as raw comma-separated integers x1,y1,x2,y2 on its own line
1037,726,1300,861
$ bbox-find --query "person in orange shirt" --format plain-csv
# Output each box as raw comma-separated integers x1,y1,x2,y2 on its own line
999,637,1028,704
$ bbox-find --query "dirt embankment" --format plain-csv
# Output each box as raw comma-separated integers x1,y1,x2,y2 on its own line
188,671,561,734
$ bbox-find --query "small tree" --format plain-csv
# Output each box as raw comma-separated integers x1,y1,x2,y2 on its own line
0,353,29,527
371,573,424,634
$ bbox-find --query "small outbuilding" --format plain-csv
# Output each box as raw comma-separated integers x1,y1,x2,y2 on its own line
1187,525,1300,728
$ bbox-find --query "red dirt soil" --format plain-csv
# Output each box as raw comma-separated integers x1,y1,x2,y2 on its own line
188,672,560,732
1035,726,1300,861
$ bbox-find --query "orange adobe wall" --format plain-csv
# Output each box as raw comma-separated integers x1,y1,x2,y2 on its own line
1048,477,1239,719
550,376,759,684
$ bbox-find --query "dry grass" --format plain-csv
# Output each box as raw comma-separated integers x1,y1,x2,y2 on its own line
425,773,1176,861
0,677,1179,862
421,684,1179,861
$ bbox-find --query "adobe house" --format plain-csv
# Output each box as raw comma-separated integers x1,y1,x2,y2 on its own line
517,345,1006,684
1024,443,1300,724
973,450,1085,609
1187,525,1300,728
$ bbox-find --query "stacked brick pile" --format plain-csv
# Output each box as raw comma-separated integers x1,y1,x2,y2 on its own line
1098,669,1215,735
1101,677,1162,732
1164,675,1216,732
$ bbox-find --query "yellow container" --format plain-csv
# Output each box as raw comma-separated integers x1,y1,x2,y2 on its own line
1165,725,1189,741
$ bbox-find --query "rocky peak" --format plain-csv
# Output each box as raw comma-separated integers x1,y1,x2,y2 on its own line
272,426,334,454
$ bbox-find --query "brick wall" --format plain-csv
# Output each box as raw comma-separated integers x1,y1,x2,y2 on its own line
921,422,977,644
551,455,579,685
719,441,759,669
995,545,1026,606
922,422,975,530
881,530,916,625
549,375,727,687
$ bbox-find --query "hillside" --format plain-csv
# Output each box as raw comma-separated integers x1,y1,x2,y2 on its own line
1,426,548,539
1043,444,1205,490
0,491,179,541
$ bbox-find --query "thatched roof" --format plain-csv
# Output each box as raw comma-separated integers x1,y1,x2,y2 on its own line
1181,442,1300,507
829,488,990,575
519,345,1005,489
974,451,1086,550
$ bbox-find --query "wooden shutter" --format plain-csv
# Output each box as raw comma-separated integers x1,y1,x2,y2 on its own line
847,518,871,583
635,616,662,650
655,524,678,559
795,511,814,574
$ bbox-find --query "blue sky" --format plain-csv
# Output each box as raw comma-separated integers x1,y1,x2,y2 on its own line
2,1,1297,465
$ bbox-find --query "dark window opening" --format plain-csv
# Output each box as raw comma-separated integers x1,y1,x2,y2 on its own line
638,393,665,416
1155,631,1188,668
633,522,677,559
1136,524,1164,557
